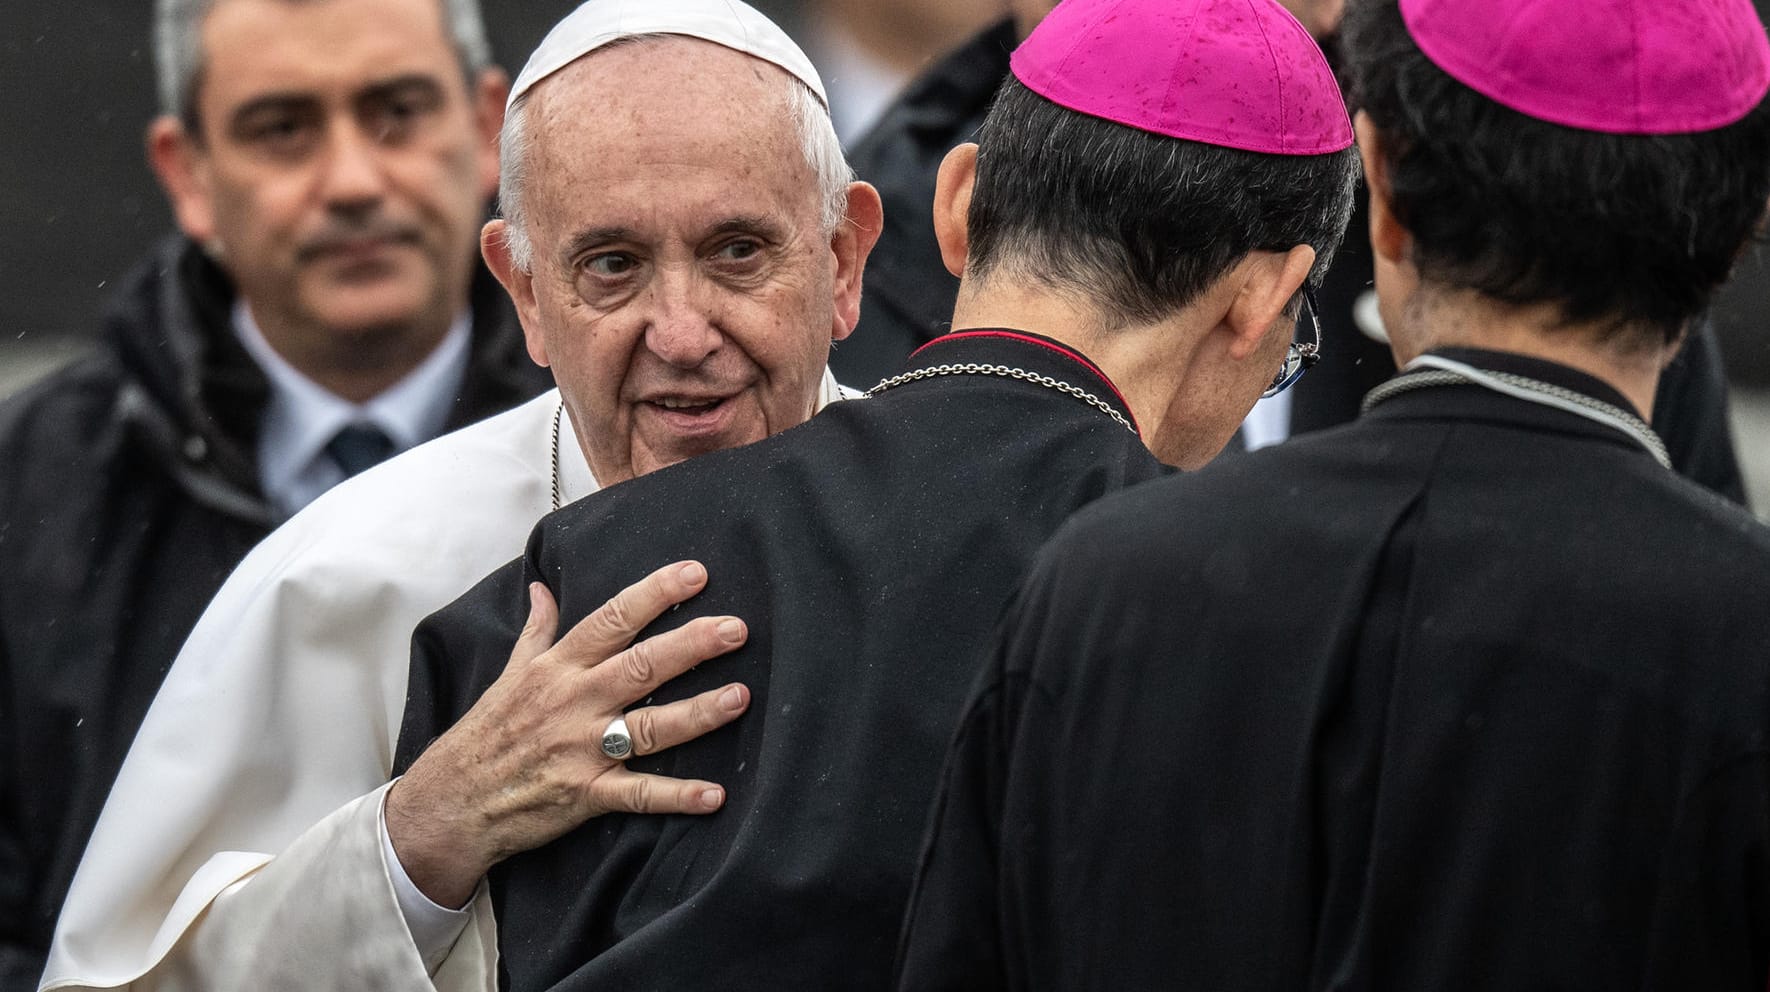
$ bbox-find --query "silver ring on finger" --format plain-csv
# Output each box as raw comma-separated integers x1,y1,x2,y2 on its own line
601,715,634,761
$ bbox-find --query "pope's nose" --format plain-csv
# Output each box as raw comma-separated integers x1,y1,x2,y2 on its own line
643,280,723,369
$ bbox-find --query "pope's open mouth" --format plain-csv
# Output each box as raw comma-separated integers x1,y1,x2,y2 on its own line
641,395,740,437
649,397,725,417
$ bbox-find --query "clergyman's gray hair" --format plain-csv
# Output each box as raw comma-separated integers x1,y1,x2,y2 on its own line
496,42,853,274
154,0,493,129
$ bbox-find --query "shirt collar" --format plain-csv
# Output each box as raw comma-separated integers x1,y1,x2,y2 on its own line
905,329,1140,435
1425,346,1640,417
1364,345,1671,467
233,301,473,513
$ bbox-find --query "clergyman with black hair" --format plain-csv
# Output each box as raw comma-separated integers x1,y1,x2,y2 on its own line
898,0,1770,986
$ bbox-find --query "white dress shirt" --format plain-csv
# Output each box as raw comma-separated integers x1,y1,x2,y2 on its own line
1239,390,1293,451
232,302,473,518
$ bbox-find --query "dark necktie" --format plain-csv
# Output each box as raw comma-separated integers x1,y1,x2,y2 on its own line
325,422,396,478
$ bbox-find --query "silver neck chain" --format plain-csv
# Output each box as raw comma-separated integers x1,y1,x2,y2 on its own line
550,399,564,511
867,362,1137,437
1362,354,1670,468
549,362,1136,506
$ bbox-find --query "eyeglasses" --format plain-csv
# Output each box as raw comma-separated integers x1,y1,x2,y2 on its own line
1262,284,1323,399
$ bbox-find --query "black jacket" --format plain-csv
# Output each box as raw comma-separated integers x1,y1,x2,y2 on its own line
837,20,1747,504
0,236,552,987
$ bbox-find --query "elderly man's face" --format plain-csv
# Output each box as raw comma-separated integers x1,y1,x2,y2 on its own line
150,0,502,383
489,38,876,485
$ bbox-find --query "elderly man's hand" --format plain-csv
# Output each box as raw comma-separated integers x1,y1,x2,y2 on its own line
385,560,749,909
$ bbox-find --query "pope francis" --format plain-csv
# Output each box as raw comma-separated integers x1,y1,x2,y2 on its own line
39,1,880,989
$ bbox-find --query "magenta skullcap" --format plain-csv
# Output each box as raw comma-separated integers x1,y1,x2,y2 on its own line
1401,0,1770,134
1009,0,1353,155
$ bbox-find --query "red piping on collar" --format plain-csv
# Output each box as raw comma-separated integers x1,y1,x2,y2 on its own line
910,329,1140,434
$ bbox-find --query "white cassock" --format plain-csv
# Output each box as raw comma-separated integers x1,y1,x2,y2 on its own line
41,373,854,991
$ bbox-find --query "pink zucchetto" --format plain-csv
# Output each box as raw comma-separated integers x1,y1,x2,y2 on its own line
1008,0,1353,156
1401,0,1770,134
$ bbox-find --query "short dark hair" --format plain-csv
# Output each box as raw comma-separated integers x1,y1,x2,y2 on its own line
1344,0,1770,346
964,76,1361,329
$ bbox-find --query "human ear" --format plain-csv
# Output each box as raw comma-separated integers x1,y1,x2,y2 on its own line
482,220,548,368
932,143,978,278
147,116,218,249
829,181,884,343
1223,245,1316,361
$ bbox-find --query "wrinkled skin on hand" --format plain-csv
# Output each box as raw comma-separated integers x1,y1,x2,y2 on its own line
386,560,751,908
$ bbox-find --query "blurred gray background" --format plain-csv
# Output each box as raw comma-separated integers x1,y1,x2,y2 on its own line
3,0,1767,510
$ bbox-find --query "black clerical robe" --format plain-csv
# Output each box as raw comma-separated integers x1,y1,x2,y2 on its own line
395,331,1167,990
897,348,1770,991
899,348,1770,992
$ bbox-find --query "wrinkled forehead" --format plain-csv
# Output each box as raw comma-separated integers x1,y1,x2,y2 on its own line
521,37,820,241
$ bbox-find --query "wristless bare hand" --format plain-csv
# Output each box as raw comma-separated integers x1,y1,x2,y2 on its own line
386,560,749,908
